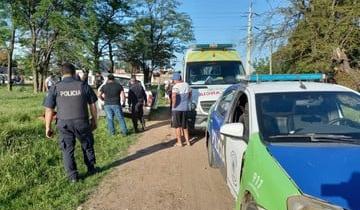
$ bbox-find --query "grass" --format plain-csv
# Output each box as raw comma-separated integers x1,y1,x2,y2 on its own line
151,84,168,107
0,85,137,210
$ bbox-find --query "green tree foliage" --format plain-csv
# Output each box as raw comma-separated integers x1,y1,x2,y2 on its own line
0,1,16,91
78,0,131,73
0,0,193,91
253,57,271,74
269,0,360,76
120,0,194,83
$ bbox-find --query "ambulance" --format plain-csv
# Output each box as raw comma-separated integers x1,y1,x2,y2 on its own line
183,44,246,130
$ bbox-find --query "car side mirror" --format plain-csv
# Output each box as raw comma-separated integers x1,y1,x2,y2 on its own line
220,123,244,139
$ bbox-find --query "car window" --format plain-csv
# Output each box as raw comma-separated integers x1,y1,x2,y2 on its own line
338,94,360,123
256,92,360,142
186,61,245,85
216,90,235,117
229,93,249,140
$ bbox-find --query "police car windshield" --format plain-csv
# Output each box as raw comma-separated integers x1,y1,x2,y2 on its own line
186,61,245,85
256,92,360,143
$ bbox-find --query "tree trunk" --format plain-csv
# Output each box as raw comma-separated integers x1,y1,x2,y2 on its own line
31,33,38,93
93,39,101,72
143,65,150,84
333,47,360,89
39,67,44,92
7,27,15,91
108,42,114,73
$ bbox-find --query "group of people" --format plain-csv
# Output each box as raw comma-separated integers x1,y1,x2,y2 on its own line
98,74,147,135
43,63,191,183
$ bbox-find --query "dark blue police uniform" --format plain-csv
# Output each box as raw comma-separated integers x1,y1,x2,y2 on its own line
44,76,98,180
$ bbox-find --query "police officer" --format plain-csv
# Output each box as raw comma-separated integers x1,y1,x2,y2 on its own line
44,63,98,183
128,77,147,132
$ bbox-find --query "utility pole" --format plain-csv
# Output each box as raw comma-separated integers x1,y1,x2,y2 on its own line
246,0,253,75
269,37,273,75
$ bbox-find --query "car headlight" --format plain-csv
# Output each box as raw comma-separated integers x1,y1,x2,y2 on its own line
288,195,343,210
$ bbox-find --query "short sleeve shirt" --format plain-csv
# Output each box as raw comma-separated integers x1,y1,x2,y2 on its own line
172,82,191,111
99,82,124,105
43,77,98,109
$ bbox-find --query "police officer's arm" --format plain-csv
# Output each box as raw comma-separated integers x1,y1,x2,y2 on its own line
44,108,54,137
43,86,56,138
128,89,134,107
44,78,49,91
141,86,147,105
84,84,98,130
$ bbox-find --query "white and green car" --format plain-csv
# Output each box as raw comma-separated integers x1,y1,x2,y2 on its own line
206,74,360,210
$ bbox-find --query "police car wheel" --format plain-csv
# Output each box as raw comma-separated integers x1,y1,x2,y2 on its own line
243,202,258,210
241,195,258,210
207,135,216,168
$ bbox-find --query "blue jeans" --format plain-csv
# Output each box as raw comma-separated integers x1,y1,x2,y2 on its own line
104,105,128,135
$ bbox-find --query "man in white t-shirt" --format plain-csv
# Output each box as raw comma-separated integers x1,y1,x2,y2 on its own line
171,72,192,146
45,73,55,91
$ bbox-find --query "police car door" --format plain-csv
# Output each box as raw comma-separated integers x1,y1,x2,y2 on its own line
221,91,249,198
210,89,237,167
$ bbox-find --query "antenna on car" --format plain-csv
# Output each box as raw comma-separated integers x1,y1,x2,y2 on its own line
299,80,307,89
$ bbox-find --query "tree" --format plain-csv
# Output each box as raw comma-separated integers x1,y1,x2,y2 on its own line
78,0,130,73
253,58,270,74
263,0,360,88
0,1,16,91
120,0,194,83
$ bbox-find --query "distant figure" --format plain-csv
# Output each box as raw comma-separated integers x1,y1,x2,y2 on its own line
98,74,128,136
171,73,192,146
165,80,174,113
128,77,147,133
45,73,55,91
95,72,104,89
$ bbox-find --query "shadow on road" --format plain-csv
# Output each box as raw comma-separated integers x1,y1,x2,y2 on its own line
149,106,171,121
85,139,177,178
145,120,171,130
190,133,205,146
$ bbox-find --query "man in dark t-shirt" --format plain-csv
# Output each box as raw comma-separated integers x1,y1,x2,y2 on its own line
98,74,128,136
128,77,147,132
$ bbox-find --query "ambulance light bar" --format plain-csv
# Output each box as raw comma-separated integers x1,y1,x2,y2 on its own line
191,44,235,50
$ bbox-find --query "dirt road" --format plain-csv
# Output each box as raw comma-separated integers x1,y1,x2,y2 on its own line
82,117,234,210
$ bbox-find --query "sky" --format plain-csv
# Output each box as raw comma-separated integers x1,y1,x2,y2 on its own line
174,0,288,71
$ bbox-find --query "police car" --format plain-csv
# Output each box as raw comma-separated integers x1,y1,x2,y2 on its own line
182,44,246,130
206,74,360,210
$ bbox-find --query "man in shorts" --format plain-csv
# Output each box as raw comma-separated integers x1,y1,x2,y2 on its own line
171,72,192,146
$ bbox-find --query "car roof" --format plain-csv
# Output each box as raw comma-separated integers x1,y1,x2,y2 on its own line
231,81,354,94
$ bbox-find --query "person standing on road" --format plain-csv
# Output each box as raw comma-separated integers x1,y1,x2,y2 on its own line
98,74,128,136
165,79,175,114
128,77,147,133
44,63,98,183
171,73,192,146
